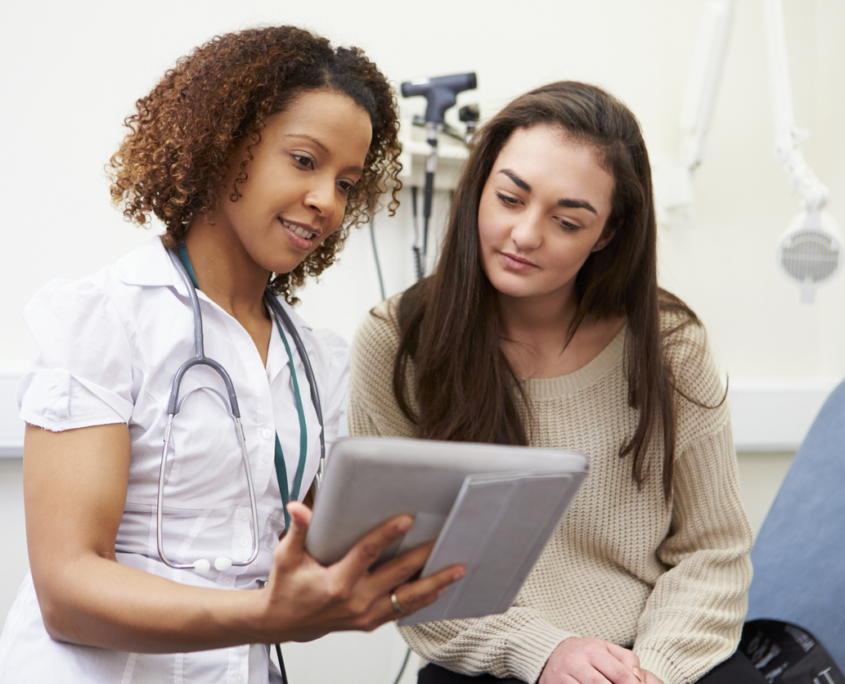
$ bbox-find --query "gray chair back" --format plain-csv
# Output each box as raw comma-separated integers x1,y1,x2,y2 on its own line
747,378,845,669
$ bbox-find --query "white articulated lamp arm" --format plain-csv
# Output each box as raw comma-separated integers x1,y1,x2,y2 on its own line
656,0,736,222
679,0,737,173
762,0,828,212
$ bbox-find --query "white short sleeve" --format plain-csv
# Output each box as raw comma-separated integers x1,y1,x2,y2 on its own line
17,279,134,432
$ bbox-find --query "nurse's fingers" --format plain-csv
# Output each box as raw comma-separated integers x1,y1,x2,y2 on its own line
333,515,415,579
277,502,312,555
375,564,465,624
368,539,436,590
364,541,464,623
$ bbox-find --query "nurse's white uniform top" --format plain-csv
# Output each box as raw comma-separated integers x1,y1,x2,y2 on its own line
0,238,350,683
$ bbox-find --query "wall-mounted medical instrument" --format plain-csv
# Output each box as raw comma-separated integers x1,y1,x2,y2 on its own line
401,73,478,279
763,0,841,303
657,0,840,303
458,104,481,143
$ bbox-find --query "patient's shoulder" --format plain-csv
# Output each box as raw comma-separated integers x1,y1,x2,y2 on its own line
353,295,402,355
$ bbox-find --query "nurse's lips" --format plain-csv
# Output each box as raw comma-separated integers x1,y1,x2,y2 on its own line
278,217,319,250
499,251,538,272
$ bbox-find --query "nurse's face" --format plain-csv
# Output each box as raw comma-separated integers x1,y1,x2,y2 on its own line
477,124,615,308
215,89,373,275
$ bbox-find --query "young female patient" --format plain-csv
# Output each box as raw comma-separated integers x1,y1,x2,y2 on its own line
348,82,760,684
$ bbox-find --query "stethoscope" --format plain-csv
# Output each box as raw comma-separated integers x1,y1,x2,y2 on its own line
157,245,324,574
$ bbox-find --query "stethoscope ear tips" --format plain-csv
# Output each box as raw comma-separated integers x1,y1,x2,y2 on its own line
194,559,211,574
215,557,233,572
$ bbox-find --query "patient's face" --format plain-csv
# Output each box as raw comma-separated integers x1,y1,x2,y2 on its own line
477,124,615,309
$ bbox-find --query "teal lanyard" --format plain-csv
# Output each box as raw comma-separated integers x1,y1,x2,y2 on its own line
177,244,307,529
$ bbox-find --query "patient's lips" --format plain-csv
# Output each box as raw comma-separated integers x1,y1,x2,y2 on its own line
499,251,538,272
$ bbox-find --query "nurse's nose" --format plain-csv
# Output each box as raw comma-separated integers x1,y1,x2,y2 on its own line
304,178,338,219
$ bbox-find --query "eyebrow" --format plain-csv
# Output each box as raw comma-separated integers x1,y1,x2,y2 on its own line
498,168,598,215
285,133,328,154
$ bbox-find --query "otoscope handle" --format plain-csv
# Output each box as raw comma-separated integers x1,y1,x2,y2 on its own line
423,171,435,222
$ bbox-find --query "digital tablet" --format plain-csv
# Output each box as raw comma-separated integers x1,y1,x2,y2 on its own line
304,436,588,567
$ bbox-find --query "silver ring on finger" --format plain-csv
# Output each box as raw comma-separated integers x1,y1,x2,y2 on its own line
390,592,405,615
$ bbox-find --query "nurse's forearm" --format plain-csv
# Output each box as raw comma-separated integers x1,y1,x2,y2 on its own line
38,554,267,651
24,422,265,651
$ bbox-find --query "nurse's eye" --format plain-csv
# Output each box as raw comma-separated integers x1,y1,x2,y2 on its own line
337,179,357,195
496,192,521,206
293,154,315,169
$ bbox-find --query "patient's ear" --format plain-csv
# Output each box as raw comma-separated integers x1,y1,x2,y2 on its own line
591,226,616,253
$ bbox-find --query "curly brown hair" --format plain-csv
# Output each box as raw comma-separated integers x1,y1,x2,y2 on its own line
108,25,402,302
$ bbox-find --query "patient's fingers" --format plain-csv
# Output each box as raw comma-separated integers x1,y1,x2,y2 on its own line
605,641,641,675
539,637,641,684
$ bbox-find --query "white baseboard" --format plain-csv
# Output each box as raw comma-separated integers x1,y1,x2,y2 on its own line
0,363,840,457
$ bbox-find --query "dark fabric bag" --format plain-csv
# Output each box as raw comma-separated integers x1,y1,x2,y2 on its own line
740,619,844,683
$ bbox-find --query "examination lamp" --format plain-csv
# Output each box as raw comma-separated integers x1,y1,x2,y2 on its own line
764,0,841,302
777,212,842,304
401,72,478,280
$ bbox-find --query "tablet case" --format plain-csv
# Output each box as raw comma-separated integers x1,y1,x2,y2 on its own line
399,470,582,626
304,436,588,624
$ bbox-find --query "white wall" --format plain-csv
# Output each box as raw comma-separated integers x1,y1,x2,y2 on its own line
2,0,844,370
1,1,843,681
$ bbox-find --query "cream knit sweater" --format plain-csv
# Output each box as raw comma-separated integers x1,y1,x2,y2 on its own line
348,299,753,684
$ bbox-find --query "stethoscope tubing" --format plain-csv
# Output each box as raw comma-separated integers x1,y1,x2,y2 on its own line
263,292,326,489
156,248,325,573
157,248,261,571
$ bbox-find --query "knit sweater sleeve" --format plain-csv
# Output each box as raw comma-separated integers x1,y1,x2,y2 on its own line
399,610,576,683
348,302,574,683
634,321,754,684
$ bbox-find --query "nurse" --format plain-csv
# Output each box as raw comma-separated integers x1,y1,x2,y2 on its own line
0,26,462,683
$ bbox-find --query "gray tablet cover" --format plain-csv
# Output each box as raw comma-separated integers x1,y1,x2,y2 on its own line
304,436,588,568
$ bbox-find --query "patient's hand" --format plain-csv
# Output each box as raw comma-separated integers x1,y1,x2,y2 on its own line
539,637,642,684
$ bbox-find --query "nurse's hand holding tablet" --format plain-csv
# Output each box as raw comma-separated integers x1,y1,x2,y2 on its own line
261,502,453,642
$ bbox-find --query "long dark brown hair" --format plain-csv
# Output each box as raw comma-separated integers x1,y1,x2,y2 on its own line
393,81,703,501
108,26,402,304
